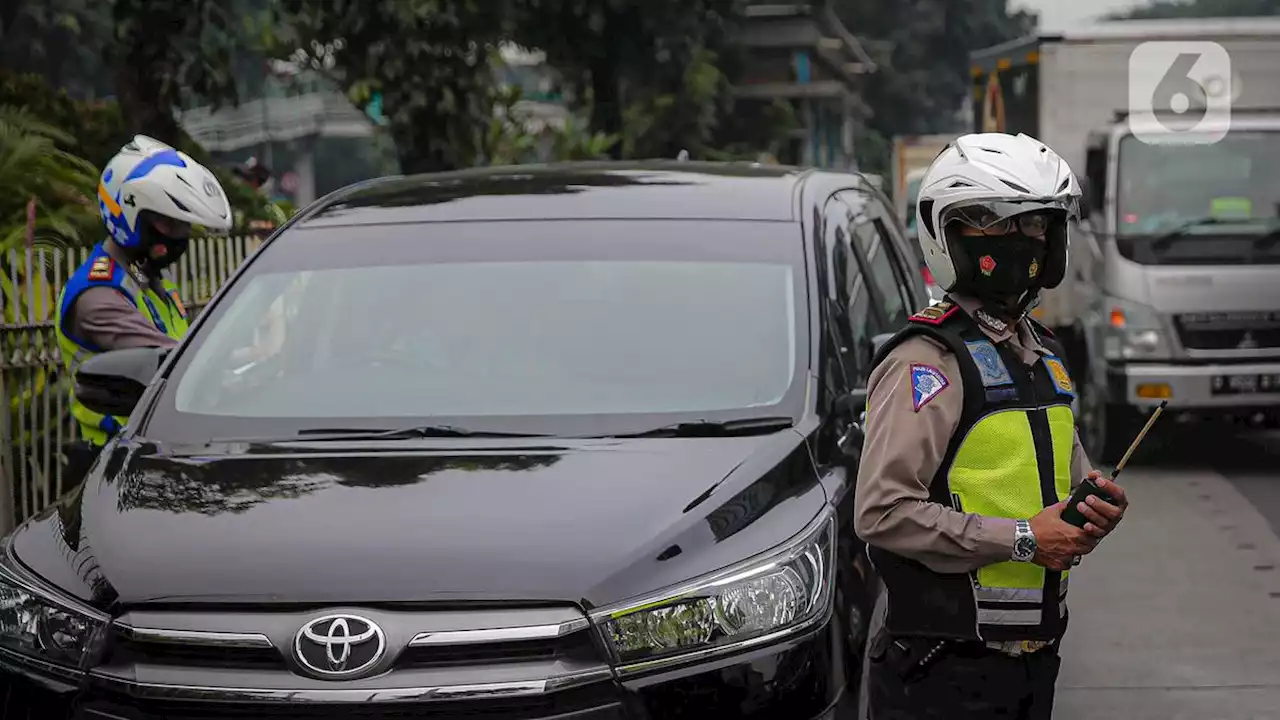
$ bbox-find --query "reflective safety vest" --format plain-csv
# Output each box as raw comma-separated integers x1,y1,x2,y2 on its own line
868,299,1076,643
55,242,189,446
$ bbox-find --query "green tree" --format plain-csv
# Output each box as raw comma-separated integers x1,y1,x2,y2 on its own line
510,0,744,158
0,0,114,100
109,0,246,145
835,0,1035,174
1111,0,1280,18
268,0,513,174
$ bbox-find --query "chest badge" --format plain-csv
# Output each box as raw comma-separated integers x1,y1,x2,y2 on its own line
910,363,950,412
1043,355,1075,397
965,339,1013,387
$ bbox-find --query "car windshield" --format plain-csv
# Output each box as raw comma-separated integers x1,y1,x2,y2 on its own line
1117,130,1280,237
151,220,808,441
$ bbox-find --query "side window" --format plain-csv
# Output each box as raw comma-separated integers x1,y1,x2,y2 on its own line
835,224,873,386
850,215,908,332
873,217,922,310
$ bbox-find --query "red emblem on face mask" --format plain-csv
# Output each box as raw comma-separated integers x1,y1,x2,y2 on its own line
979,255,997,276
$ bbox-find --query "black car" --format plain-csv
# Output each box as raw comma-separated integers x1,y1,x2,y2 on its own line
1,162,927,719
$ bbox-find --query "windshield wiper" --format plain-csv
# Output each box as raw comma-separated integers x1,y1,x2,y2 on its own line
604,416,795,439
289,425,550,441
1149,216,1280,251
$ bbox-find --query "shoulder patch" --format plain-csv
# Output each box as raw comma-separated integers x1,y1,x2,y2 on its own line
965,339,1014,387
87,257,115,282
909,301,958,326
1043,355,1075,397
909,363,950,412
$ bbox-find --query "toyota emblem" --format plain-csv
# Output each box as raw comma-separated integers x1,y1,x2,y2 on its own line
293,614,387,679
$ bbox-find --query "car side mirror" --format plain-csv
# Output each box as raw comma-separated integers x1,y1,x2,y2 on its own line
835,388,869,463
75,347,170,419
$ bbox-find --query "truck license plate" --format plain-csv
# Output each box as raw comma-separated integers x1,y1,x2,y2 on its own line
1211,374,1280,395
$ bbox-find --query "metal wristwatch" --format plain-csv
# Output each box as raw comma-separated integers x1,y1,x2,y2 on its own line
1012,520,1037,563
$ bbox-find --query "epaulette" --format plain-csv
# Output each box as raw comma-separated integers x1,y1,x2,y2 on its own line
87,256,115,282
908,300,959,326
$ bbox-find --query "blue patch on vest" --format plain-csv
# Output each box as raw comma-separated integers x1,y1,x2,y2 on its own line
965,339,1014,387
1043,355,1076,397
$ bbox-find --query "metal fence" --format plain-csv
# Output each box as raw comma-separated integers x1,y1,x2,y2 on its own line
0,235,264,533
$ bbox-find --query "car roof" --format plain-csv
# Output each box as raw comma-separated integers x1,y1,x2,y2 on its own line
298,162,813,227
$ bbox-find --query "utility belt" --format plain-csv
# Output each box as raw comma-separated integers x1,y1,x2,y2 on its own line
985,639,1055,656
874,634,1059,683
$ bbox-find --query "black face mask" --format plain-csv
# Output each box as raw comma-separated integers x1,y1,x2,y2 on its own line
136,219,190,278
956,232,1048,306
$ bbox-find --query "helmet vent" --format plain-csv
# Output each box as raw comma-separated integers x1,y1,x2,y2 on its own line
165,192,191,213
1058,177,1071,192
978,147,1005,154
947,180,975,188
1000,179,1031,193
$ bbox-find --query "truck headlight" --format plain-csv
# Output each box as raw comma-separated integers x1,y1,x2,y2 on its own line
0,563,107,670
593,513,835,674
1101,297,1170,360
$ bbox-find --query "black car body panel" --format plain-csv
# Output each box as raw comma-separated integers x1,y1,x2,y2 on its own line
11,432,824,609
1,162,925,719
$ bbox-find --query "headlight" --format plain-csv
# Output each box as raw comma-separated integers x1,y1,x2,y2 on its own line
0,563,107,670
593,513,835,673
1101,297,1170,360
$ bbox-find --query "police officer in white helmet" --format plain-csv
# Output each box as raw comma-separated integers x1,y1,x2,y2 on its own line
855,133,1132,718
56,136,232,464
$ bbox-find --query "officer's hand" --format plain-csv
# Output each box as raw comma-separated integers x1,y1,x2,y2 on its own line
1072,472,1129,540
1029,502,1098,571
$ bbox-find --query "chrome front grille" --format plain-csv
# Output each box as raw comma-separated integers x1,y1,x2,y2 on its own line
1175,311,1280,351
93,605,618,710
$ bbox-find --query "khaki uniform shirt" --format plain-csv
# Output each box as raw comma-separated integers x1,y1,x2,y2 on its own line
853,294,1094,574
66,242,179,351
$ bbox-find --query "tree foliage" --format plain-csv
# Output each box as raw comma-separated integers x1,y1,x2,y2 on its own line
109,0,245,145
268,0,514,174
509,0,744,157
835,0,1036,174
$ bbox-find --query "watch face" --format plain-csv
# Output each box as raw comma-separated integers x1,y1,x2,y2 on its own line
1015,536,1036,558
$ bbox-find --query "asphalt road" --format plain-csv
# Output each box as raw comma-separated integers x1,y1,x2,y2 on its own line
1056,424,1280,719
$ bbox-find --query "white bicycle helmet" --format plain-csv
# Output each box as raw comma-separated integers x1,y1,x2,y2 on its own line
915,132,1081,293
97,135,232,248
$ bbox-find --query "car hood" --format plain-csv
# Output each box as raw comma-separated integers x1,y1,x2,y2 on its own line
10,430,827,611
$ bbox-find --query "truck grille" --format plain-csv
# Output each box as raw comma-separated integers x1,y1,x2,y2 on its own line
1174,311,1280,350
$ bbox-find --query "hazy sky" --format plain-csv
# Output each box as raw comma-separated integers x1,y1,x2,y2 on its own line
1013,0,1151,31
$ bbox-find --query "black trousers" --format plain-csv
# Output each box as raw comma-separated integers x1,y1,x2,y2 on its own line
867,635,1062,720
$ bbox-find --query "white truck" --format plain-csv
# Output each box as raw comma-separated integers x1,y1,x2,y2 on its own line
970,17,1280,462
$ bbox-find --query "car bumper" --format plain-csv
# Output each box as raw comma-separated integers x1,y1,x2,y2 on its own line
1109,361,1280,410
0,614,848,720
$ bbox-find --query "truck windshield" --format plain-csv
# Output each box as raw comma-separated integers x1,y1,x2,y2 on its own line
1115,131,1280,264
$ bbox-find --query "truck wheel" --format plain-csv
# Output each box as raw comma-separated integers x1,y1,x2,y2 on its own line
1080,395,1143,467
